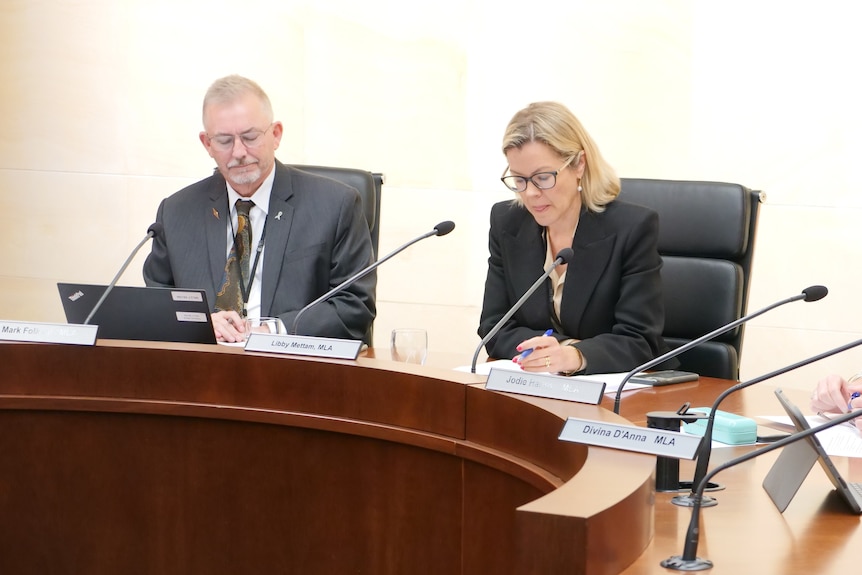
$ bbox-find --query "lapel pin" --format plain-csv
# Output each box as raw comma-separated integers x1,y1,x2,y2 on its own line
275,211,283,220
212,207,220,219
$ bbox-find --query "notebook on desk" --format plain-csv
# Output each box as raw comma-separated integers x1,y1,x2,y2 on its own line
57,283,217,344
762,388,862,514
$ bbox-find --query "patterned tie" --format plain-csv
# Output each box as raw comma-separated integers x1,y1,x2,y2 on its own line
215,199,254,315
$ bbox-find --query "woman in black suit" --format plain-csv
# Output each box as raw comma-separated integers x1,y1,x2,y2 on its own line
478,101,670,375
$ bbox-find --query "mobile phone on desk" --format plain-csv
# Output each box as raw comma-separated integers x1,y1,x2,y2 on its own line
628,370,699,386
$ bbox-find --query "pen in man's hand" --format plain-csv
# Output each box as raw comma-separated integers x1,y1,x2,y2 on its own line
518,329,554,360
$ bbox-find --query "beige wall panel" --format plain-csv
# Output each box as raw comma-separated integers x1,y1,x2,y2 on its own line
742,326,862,392
1,0,858,386
0,277,66,323
0,168,195,323
745,204,862,333
375,187,498,308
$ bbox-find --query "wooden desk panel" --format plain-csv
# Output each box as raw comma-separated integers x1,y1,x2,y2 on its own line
6,341,856,574
0,341,655,575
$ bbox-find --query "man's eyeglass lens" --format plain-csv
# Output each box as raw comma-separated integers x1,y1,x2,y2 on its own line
209,125,272,151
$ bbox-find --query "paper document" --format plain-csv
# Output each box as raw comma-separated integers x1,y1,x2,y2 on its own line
760,414,862,458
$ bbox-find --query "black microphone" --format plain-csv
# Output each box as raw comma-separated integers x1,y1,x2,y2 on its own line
612,285,828,414
291,221,455,336
661,406,862,571
470,248,575,374
672,335,862,507
83,223,164,325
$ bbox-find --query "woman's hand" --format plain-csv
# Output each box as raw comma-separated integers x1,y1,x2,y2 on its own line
811,373,862,414
513,334,583,374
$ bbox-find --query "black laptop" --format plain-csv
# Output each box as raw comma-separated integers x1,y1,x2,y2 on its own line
762,388,862,514
58,283,217,344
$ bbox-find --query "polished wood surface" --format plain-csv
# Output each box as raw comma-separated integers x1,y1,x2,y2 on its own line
356,352,862,574
1,341,860,574
615,378,862,574
0,340,655,575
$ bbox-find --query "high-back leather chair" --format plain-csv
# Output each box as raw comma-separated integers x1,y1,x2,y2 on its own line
291,164,384,344
291,164,383,257
618,179,762,380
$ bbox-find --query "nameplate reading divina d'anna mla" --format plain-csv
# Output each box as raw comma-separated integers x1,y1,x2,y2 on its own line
485,367,606,405
244,333,363,360
0,319,98,346
558,417,702,459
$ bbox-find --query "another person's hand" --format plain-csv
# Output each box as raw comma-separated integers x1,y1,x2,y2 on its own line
513,334,584,374
811,373,862,417
211,310,247,343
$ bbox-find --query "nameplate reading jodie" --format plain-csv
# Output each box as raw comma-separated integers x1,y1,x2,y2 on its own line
244,333,362,360
558,417,702,459
0,319,98,346
485,368,606,405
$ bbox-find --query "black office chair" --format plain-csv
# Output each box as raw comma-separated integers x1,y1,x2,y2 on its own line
291,164,384,343
618,179,763,380
291,164,383,258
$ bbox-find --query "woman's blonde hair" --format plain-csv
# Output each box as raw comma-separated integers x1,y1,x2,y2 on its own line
502,101,619,212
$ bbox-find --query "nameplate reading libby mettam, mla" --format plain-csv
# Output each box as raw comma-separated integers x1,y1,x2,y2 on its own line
0,319,98,346
485,368,606,405
244,333,362,360
558,417,702,459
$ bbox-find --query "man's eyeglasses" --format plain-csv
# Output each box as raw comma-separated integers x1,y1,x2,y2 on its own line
500,153,578,193
206,123,274,152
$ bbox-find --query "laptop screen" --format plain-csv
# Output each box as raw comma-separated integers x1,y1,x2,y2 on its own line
58,283,217,345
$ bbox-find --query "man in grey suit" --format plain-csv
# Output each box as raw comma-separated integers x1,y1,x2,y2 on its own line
143,75,376,343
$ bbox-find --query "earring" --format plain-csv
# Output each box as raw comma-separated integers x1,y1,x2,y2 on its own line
577,185,583,192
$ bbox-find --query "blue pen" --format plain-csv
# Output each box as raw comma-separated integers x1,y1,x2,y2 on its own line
518,329,554,360
849,391,861,411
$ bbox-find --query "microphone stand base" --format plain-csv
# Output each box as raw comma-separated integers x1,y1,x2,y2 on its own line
657,480,722,494
671,490,719,508
660,555,714,571
676,480,723,492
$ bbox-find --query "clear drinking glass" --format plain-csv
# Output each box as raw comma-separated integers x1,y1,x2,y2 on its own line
244,317,287,339
390,328,428,365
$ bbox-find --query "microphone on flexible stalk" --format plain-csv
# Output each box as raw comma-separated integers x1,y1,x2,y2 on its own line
612,285,828,415
661,406,862,571
671,335,862,507
291,221,455,336
470,248,574,374
83,223,164,325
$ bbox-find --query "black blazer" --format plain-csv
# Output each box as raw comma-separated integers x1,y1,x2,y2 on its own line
478,199,671,374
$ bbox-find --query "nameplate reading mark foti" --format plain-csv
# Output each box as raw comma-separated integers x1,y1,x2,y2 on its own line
0,320,98,346
558,417,702,459
485,368,605,405
244,333,362,360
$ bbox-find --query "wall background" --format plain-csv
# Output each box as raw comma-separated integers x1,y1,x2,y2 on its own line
2,0,860,391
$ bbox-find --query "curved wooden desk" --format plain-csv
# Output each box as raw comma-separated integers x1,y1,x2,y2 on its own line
0,341,655,575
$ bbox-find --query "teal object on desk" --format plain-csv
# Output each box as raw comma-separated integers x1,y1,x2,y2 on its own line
682,408,757,445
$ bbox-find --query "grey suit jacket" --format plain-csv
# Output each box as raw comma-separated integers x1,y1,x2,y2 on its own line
478,199,670,374
143,160,376,341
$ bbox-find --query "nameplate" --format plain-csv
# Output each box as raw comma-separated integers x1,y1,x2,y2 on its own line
559,417,702,459
0,319,98,346
485,368,606,405
244,333,362,360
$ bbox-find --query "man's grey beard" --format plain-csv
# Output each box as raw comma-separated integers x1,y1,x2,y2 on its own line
229,168,261,186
